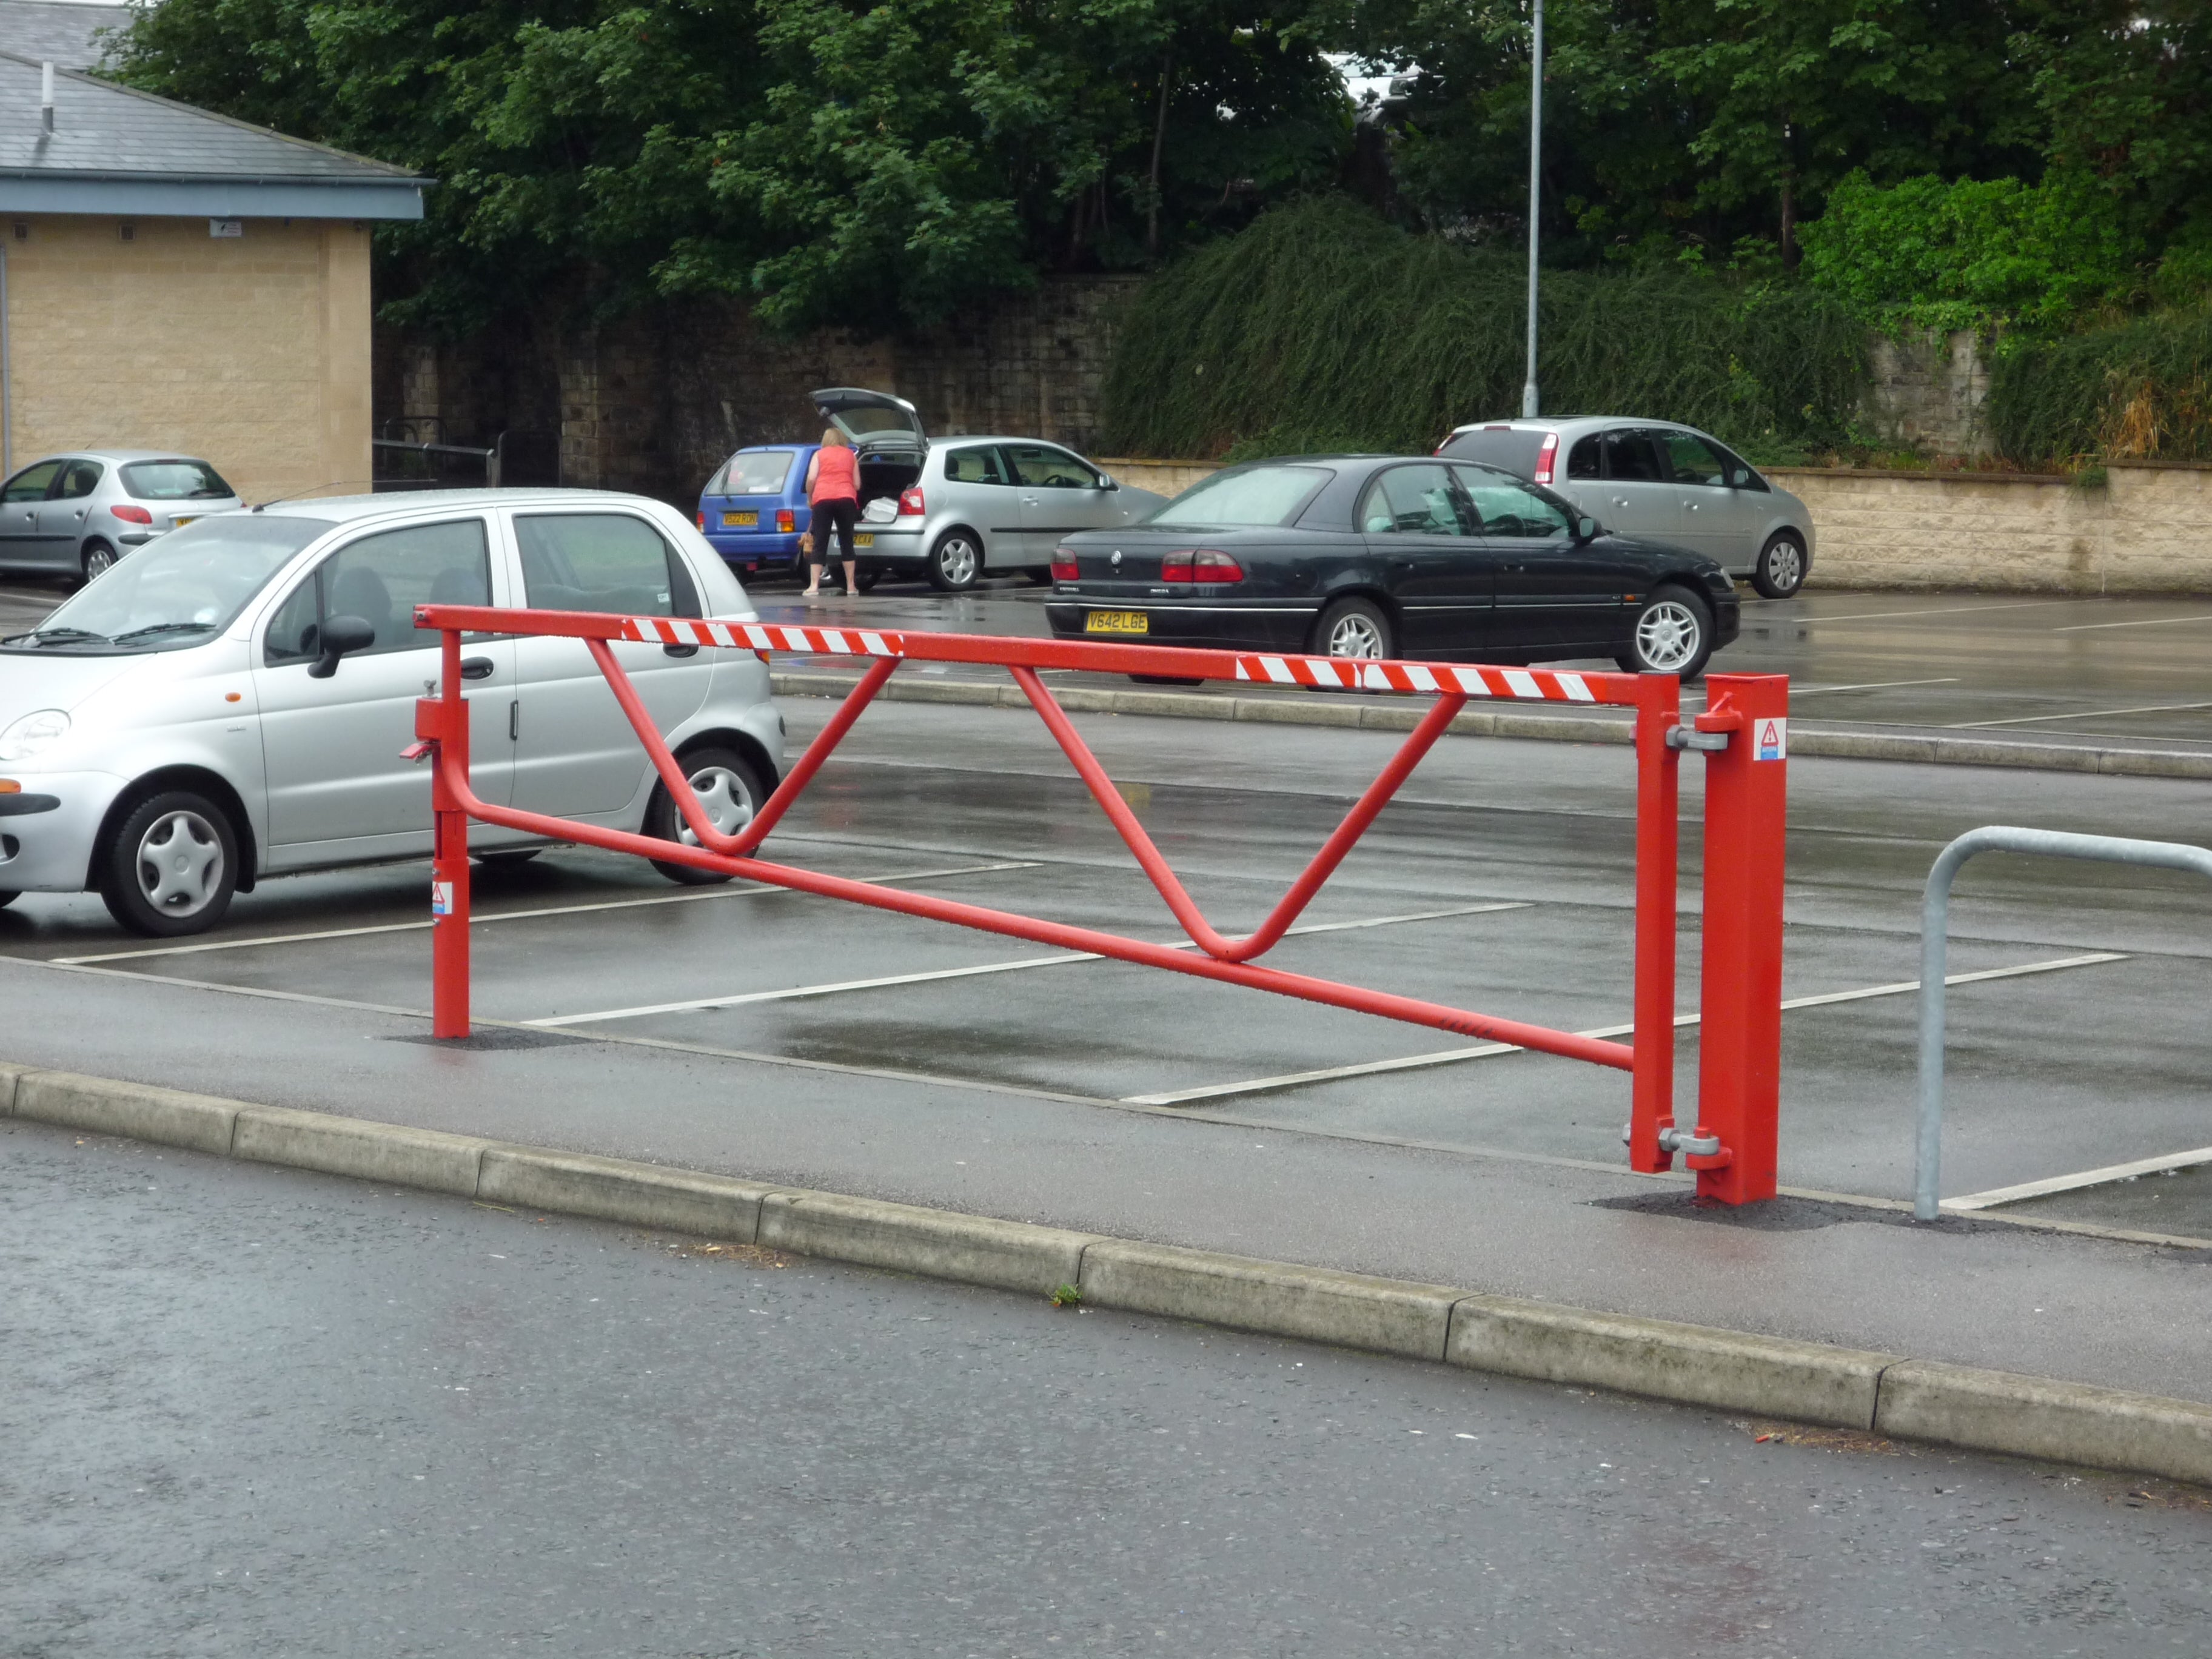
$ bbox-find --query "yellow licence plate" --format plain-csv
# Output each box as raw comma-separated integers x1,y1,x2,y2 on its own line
1085,610,1148,635
171,515,198,528
723,511,758,527
855,532,874,548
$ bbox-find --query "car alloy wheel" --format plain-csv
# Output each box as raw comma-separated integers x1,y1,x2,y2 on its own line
136,809,227,918
1634,598,1706,673
674,763,755,848
82,543,116,581
930,534,980,591
646,745,769,886
1752,533,1806,599
1326,610,1386,657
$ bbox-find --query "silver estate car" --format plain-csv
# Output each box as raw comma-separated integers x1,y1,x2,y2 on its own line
0,489,783,937
1,451,243,582
1438,418,1815,598
812,389,1168,591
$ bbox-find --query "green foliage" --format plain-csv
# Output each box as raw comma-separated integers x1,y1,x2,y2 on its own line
1353,0,2042,266
1103,198,1866,460
1799,170,2144,334
109,0,1352,337
1988,306,2212,468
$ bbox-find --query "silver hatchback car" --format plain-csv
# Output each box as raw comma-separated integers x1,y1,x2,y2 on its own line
0,489,783,937
1,451,242,582
1438,417,1815,597
809,389,1168,591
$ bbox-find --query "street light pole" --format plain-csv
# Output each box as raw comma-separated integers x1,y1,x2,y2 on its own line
1521,0,1543,418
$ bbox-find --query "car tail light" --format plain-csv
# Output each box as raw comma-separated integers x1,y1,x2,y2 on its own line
695,511,707,531
897,486,925,517
1162,549,1244,583
1050,549,1079,581
113,504,153,525
1533,430,1560,484
776,508,795,532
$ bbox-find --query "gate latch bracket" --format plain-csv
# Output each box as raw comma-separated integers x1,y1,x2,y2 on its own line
1666,725,1729,752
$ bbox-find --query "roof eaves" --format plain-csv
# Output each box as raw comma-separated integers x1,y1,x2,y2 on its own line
0,47,432,184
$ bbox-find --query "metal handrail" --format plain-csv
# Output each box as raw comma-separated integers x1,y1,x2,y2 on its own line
1916,825,2212,1219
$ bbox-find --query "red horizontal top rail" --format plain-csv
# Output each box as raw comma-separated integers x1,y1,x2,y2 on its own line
412,605,1646,708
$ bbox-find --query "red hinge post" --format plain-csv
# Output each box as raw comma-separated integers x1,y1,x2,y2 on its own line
1691,675,1788,1201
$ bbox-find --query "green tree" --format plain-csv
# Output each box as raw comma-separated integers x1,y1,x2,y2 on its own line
109,0,1352,337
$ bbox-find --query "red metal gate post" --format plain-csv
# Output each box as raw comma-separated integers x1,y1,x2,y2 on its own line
1628,673,1682,1173
419,628,473,1039
1690,673,1789,1202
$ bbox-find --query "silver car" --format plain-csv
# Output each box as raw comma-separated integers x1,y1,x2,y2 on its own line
1,450,243,582
1438,417,1815,597
0,488,783,937
810,389,1168,591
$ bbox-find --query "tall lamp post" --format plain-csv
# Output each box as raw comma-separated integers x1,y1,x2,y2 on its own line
1521,0,1544,418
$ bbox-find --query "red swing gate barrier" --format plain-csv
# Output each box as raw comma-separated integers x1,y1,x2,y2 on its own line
407,605,1788,1205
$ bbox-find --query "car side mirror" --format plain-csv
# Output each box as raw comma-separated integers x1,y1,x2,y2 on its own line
1576,516,1598,541
309,614,375,679
1101,475,1119,491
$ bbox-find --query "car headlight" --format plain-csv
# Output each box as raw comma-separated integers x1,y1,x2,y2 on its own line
0,708,70,762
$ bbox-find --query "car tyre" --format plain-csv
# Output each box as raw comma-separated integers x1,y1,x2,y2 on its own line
853,567,882,592
0,890,18,910
927,529,983,592
1751,531,1807,599
1616,585,1715,680
1312,596,1395,663
475,848,543,869
643,746,768,885
99,789,240,937
81,540,117,583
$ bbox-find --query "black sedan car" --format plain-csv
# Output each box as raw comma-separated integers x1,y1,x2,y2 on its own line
1045,455,1739,678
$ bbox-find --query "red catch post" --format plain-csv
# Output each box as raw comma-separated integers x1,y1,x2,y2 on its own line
1689,674,1789,1202
419,629,473,1039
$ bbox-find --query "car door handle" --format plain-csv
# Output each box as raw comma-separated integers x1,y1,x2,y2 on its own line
459,655,495,681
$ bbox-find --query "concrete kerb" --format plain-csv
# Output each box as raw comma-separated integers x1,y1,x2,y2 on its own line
10,1058,2212,1489
769,671,2212,780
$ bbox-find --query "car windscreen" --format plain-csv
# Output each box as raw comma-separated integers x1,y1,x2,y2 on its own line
1438,429,1546,477
120,459,235,500
1145,466,1330,529
721,451,797,495
0,515,326,654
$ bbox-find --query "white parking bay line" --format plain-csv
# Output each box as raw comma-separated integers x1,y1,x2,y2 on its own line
2051,612,2212,633
50,860,1042,965
526,900,1533,1027
1946,700,2212,729
1943,1144,2212,1212
1788,677,1960,695
1124,951,2128,1106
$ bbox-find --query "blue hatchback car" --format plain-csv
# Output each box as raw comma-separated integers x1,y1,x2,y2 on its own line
696,444,815,573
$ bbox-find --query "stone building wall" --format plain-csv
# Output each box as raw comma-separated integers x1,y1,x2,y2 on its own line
5,213,371,504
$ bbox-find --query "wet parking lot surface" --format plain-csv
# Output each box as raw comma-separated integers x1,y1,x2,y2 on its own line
5,611,2211,1250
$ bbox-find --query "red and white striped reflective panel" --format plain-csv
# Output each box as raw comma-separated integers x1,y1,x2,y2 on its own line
617,617,906,657
1231,653,1602,703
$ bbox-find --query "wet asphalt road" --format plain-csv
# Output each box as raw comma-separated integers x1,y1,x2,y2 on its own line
7,1118,2210,1659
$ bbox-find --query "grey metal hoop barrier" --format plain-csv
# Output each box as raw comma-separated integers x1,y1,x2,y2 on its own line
1917,825,2212,1221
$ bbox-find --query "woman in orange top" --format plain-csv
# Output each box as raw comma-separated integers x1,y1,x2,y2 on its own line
802,429,861,598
